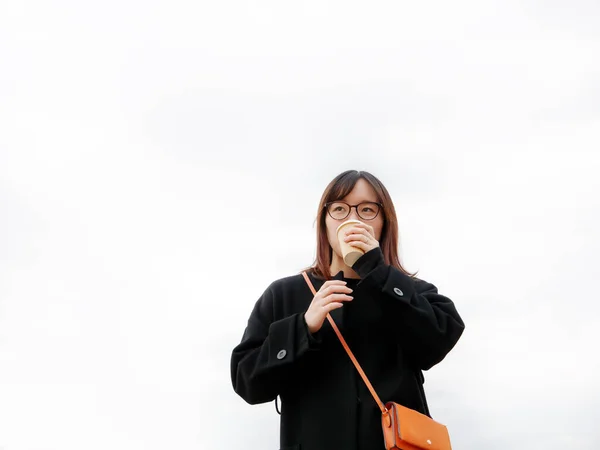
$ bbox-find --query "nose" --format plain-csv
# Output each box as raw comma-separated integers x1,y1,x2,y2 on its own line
347,206,361,221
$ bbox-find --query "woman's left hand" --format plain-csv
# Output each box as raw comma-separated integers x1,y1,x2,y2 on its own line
343,223,380,253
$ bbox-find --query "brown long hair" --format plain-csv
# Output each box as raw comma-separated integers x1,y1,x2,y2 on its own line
305,170,418,280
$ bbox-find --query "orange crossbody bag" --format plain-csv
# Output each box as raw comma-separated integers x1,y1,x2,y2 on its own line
302,272,452,450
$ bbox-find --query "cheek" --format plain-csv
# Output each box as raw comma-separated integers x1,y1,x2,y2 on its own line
374,220,384,241
325,218,341,251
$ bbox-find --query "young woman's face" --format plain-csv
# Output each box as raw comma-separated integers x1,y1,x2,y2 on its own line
325,178,385,261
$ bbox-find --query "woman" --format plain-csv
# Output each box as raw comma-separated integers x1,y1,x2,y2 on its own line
230,170,465,450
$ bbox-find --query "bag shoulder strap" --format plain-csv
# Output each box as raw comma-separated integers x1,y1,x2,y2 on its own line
301,271,388,415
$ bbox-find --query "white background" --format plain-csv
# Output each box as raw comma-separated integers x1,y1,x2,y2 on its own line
1,1,599,449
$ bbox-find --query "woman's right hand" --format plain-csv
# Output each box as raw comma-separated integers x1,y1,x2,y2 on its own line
304,280,354,334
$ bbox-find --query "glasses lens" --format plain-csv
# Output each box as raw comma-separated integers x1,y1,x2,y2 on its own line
328,202,350,220
358,202,379,220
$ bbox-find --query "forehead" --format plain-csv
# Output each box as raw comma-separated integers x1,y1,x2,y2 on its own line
341,179,378,202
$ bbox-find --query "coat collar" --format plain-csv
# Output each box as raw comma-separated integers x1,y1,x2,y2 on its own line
332,270,361,282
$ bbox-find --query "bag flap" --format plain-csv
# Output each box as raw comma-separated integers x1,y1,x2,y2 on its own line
388,402,452,450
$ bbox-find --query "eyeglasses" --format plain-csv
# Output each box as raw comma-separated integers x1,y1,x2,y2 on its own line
324,201,383,221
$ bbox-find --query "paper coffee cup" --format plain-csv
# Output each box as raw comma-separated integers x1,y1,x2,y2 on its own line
336,219,365,267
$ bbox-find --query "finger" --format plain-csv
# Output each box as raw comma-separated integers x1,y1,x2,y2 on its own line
344,227,366,235
344,228,371,240
328,287,354,298
344,233,369,243
346,224,375,238
316,293,350,307
323,293,353,304
359,222,375,234
321,284,352,297
321,280,348,289
324,302,344,313
352,222,374,230
346,240,368,251
317,283,345,296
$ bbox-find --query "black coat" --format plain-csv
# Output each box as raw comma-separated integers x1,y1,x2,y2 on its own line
231,247,465,450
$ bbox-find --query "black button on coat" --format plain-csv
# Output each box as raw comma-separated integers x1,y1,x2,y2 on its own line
231,247,465,450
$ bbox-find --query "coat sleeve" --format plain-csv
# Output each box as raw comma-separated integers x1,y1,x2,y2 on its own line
230,282,322,405
353,247,465,370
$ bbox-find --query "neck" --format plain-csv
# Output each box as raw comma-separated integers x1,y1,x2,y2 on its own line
329,253,360,279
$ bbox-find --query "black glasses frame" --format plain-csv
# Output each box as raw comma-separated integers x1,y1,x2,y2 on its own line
324,201,383,221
